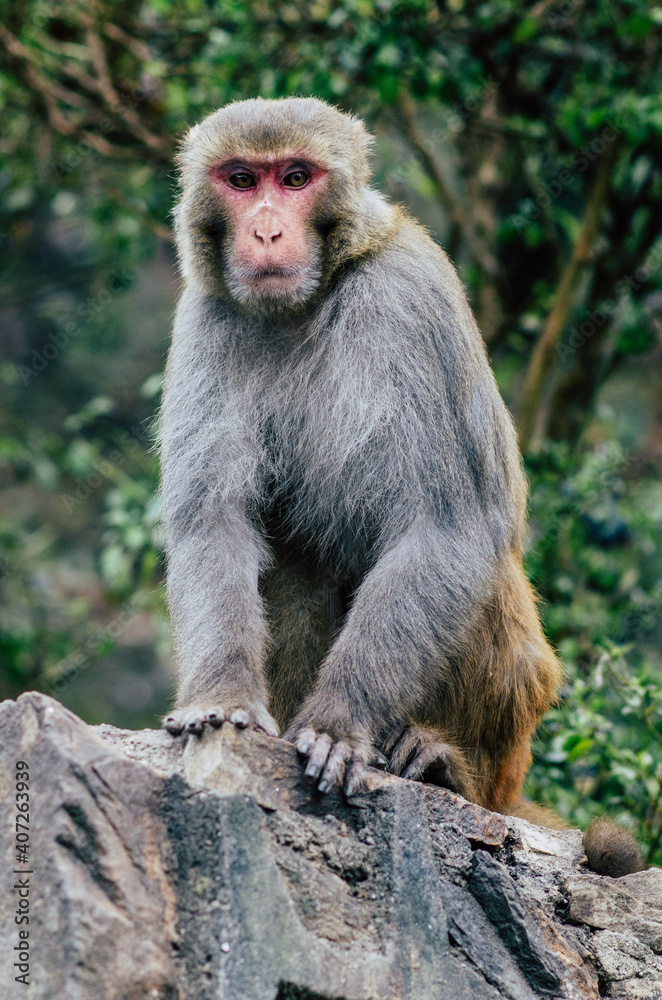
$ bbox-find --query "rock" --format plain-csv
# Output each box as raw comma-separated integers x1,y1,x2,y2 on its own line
591,929,662,981
0,692,660,1000
0,694,178,1000
563,873,662,953
469,849,567,995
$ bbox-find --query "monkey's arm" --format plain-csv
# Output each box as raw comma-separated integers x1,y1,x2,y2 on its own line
160,293,277,738
163,512,277,736
286,512,496,795
285,235,521,794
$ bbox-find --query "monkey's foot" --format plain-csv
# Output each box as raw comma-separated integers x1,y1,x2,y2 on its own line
163,702,279,738
284,725,378,797
385,725,476,800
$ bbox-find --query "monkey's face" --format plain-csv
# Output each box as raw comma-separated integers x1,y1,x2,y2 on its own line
209,155,329,310
176,99,380,308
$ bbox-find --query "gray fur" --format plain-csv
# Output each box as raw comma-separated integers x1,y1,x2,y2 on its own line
160,98,558,804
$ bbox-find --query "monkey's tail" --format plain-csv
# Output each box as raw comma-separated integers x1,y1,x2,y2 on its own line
509,803,644,877
583,816,645,878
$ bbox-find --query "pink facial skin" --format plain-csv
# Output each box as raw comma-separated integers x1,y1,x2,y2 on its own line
209,157,328,302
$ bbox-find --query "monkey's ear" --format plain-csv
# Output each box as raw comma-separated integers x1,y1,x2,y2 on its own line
183,123,201,146
352,117,371,141
176,123,203,173
349,117,375,179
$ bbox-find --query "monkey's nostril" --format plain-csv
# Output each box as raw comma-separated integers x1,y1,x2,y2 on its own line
254,229,282,244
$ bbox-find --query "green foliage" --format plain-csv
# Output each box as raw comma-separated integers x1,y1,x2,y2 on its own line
0,399,163,698
525,443,662,864
527,644,662,865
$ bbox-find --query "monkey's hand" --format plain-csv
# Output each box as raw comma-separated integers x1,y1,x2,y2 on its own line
163,701,279,738
384,725,476,800
284,719,380,797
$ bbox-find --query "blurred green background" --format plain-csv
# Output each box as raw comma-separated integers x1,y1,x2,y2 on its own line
1,0,661,862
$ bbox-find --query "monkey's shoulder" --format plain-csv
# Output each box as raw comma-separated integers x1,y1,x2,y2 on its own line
334,215,488,361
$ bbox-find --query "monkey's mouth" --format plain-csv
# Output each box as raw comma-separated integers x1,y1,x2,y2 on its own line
241,267,307,300
242,265,304,281
227,262,321,307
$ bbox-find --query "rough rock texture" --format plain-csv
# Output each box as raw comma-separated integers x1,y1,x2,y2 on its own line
1,692,660,1000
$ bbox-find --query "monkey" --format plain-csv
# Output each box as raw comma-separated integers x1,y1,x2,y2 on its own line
158,97,643,874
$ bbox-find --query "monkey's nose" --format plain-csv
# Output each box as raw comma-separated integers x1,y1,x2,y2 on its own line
254,227,282,245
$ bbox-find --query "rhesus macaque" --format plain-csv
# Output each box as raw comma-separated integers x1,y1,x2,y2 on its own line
158,97,640,870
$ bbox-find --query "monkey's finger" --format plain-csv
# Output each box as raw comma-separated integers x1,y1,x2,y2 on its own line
318,741,351,794
163,715,184,736
295,729,317,757
402,745,469,796
207,708,226,729
388,729,420,774
255,721,279,738
370,752,388,769
230,709,250,728
305,734,333,779
185,711,206,736
254,709,279,738
344,756,367,798
402,746,439,781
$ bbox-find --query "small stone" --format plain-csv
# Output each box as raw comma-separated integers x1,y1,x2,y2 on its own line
592,930,651,981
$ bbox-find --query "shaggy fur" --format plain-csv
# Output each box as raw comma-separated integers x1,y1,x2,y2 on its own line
161,96,563,814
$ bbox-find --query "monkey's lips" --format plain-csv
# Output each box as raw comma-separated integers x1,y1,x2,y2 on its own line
243,265,304,285
228,262,320,305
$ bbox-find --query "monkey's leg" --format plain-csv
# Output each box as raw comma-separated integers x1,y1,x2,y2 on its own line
262,563,336,732
450,553,562,813
382,724,477,800
285,516,497,796
163,512,279,739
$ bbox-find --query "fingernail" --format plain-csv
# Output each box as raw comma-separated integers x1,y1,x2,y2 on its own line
345,777,361,797
317,779,330,794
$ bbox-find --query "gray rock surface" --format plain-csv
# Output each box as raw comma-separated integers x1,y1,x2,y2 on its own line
1,691,660,1000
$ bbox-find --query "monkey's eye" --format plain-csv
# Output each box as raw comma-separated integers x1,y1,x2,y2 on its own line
228,172,256,189
282,170,310,188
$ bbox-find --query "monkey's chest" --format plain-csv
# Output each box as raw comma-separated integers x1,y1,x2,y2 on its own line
261,438,389,576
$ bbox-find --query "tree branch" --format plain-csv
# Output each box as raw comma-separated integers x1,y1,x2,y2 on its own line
516,137,621,453
396,90,500,279
0,20,171,161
